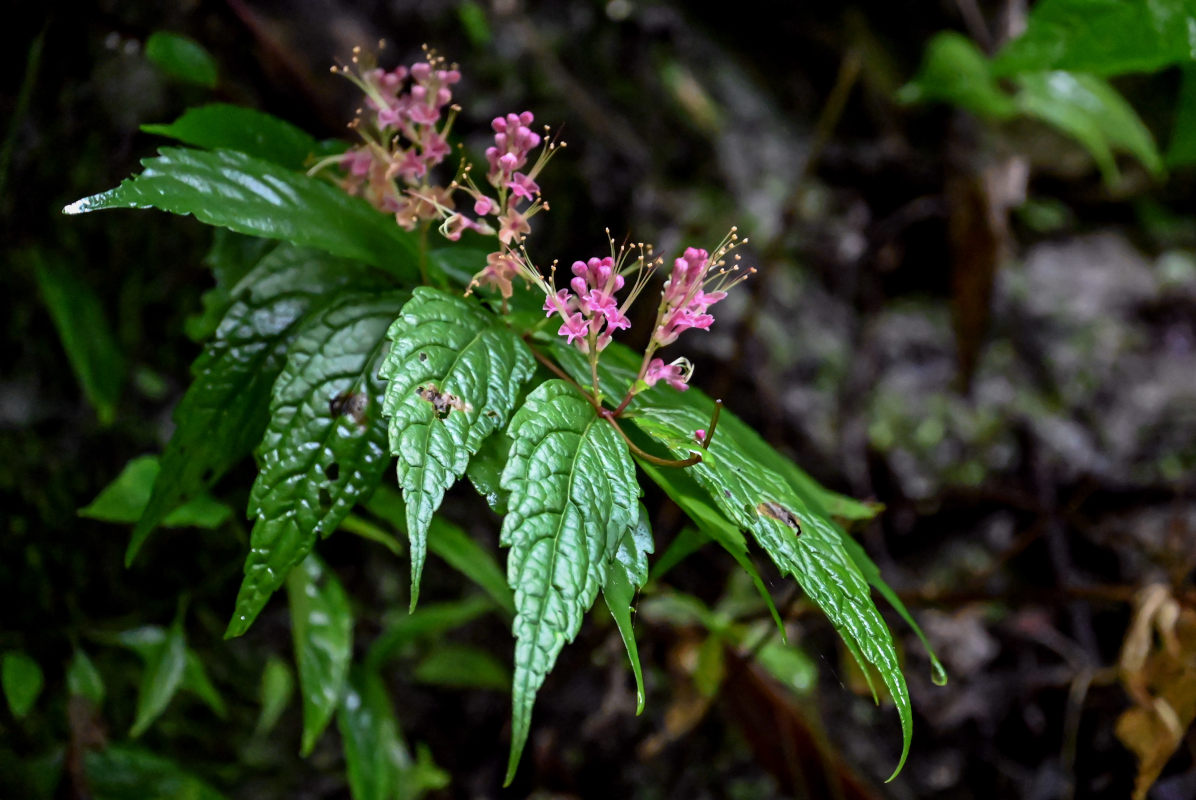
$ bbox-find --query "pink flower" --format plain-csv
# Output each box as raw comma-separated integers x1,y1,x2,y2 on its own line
442,213,482,241
643,358,692,391
558,312,589,345
474,196,495,216
694,428,707,444
474,250,520,299
487,111,541,186
341,147,374,177
497,209,531,244
507,172,540,202
543,288,574,317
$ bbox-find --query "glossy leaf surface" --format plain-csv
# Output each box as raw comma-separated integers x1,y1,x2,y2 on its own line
142,104,331,170
126,246,388,564
1017,71,1163,184
499,380,639,784
634,408,912,779
63,148,421,281
228,291,405,637
993,0,1196,76
287,553,353,756
379,287,535,608
602,503,654,714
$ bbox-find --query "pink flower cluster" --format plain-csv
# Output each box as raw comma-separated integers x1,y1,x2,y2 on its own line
462,112,557,299
323,48,461,230
542,257,631,352
653,247,727,346
532,229,752,396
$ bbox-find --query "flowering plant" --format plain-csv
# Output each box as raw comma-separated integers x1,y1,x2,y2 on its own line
67,44,941,790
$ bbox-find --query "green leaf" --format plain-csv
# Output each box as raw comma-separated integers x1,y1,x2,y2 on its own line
754,634,818,695
635,459,783,634
32,251,124,425
129,617,186,737
79,456,231,529
127,246,389,565
288,553,352,756
841,536,947,686
142,104,330,170
337,668,450,800
897,32,1018,119
67,648,105,706
694,634,726,698
499,379,639,785
634,409,913,780
1168,65,1196,167
365,486,515,614
181,650,226,718
63,148,422,281
85,744,228,800
255,657,294,736
145,32,218,88
366,596,496,669
465,431,510,513
379,287,535,609
1016,71,1164,185
413,644,509,691
2,651,44,718
227,291,406,637
186,233,277,342
602,503,654,714
992,0,1196,76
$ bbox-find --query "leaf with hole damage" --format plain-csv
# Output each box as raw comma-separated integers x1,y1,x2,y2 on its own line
500,380,639,784
125,246,390,565
634,407,913,780
379,287,535,609
227,291,406,637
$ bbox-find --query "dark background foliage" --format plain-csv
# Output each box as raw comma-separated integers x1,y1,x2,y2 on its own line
3,1,1196,798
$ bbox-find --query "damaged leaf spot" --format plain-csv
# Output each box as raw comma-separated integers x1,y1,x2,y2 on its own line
417,383,472,420
329,391,369,427
758,501,802,534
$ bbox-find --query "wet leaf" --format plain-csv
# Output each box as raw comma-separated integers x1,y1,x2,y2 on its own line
602,503,654,713
228,291,404,637
142,104,332,170
124,246,389,565
993,0,1196,76
499,380,639,785
64,148,422,282
379,288,534,609
287,553,352,756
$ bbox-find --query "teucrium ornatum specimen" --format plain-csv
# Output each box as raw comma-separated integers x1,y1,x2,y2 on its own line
68,43,941,787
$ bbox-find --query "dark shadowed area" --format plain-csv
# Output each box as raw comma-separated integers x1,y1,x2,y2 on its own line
3,1,1195,799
